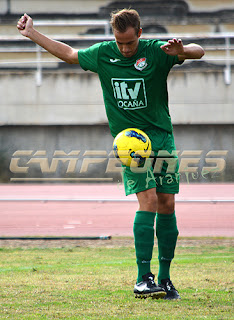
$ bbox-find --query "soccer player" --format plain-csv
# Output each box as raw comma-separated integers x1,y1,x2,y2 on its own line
17,9,204,300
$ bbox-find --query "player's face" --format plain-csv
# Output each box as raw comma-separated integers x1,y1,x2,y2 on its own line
114,27,142,58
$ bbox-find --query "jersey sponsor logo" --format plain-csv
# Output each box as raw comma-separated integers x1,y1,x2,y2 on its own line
111,78,147,110
110,58,121,63
134,57,147,71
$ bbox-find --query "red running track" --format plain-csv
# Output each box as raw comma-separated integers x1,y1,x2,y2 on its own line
0,183,233,237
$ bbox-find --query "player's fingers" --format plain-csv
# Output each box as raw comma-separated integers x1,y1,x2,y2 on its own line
17,21,26,30
18,16,24,24
23,13,31,23
160,45,170,52
160,44,169,50
17,20,24,29
18,15,25,23
168,39,179,45
17,13,31,30
19,15,26,23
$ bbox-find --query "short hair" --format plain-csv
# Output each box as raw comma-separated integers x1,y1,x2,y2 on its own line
110,9,141,35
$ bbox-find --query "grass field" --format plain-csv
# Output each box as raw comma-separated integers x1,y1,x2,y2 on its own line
0,238,233,320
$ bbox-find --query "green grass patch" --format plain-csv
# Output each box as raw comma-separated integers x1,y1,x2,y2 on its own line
0,244,233,319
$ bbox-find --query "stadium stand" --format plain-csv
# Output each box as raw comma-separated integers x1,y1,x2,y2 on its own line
0,0,233,69
0,0,233,95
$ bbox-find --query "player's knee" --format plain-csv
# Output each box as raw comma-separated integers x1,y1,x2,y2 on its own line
137,189,158,212
145,195,158,212
157,194,175,213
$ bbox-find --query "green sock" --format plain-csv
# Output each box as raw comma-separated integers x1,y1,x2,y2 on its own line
156,211,179,284
133,210,156,283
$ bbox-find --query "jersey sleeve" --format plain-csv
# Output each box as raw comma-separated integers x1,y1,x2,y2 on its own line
78,42,102,73
154,40,183,70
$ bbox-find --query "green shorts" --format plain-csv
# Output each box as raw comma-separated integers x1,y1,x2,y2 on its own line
122,127,180,196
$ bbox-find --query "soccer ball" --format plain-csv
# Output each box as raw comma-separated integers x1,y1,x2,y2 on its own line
113,128,152,167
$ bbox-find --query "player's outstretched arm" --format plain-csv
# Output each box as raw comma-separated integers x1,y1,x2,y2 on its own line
160,38,205,61
17,13,79,64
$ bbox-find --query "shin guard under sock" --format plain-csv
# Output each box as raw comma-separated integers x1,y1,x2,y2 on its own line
133,210,156,283
156,211,179,284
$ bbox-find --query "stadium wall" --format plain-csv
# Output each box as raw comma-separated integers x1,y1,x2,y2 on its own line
0,66,233,125
0,124,233,183
0,67,233,184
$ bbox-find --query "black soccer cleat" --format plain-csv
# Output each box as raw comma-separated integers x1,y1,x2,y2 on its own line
159,278,181,300
134,273,166,299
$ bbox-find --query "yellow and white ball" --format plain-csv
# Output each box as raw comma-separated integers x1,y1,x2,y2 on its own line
113,128,152,167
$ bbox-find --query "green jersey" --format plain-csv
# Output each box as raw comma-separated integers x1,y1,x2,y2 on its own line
78,39,182,137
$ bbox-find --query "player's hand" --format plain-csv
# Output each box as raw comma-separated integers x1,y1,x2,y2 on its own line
160,38,184,56
17,13,33,37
